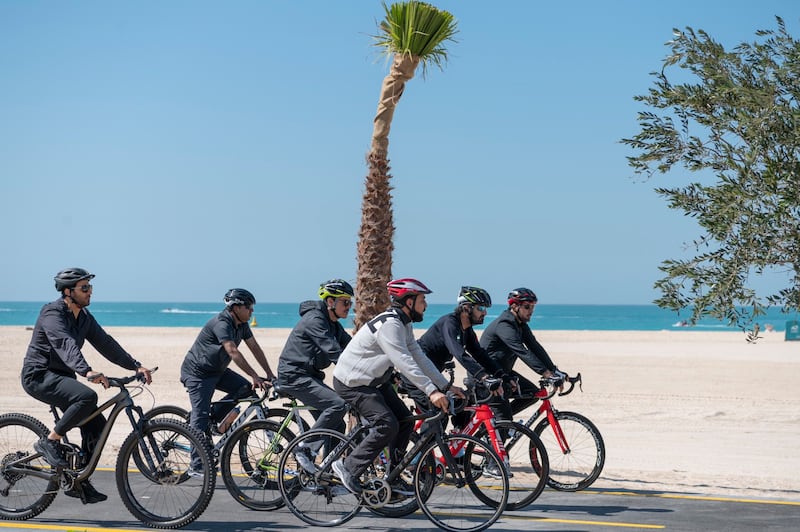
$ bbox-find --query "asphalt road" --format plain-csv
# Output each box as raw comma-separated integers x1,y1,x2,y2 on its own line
0,469,798,531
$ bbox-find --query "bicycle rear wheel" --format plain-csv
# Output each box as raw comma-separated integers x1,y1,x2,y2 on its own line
0,413,58,521
278,429,361,527
533,410,605,491
221,419,294,510
476,420,549,510
116,419,215,528
415,434,508,532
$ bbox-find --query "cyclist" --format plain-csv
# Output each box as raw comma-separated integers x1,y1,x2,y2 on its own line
480,287,567,423
276,279,353,472
180,288,276,473
20,268,153,504
400,286,506,430
331,278,465,496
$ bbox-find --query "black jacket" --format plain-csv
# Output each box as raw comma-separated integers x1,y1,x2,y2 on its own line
479,309,558,375
277,300,351,383
23,299,140,378
417,312,503,380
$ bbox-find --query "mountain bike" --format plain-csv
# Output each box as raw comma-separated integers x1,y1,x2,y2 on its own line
277,398,509,532
513,373,605,491
0,369,215,529
143,384,312,511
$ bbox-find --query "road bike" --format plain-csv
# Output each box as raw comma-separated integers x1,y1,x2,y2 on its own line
277,398,509,532
513,373,605,491
0,370,215,529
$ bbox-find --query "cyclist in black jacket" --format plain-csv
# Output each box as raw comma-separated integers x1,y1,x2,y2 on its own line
400,286,506,429
480,288,567,422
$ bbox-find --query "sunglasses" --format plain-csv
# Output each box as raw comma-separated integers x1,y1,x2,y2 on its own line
474,305,487,312
520,303,534,310
73,284,93,293
338,298,353,307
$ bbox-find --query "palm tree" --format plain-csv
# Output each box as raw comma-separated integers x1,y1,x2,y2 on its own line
354,1,458,328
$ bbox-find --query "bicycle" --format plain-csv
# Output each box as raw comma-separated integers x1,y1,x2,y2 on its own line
406,365,549,511
277,398,509,532
143,384,313,511
512,372,605,491
0,369,216,529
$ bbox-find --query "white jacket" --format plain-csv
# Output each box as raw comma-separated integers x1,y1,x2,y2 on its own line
333,308,449,397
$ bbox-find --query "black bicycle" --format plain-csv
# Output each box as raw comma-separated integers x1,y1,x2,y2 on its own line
277,398,509,532
0,370,215,529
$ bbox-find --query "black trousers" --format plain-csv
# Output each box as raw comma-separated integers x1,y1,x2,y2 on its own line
21,367,106,457
333,377,412,477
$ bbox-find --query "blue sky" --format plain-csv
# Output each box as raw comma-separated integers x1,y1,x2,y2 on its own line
1,1,795,304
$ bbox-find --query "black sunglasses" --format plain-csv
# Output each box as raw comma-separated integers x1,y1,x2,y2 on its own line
73,284,93,293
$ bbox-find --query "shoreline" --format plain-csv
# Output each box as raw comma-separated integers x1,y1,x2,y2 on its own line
2,326,799,500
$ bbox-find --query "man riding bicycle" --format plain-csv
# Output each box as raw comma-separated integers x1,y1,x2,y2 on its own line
21,268,153,504
276,279,353,472
331,278,465,496
480,288,567,423
399,286,507,430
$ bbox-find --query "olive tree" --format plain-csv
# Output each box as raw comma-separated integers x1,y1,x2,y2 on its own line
622,16,800,331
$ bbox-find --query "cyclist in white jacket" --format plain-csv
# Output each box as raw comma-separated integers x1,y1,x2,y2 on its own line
332,278,465,496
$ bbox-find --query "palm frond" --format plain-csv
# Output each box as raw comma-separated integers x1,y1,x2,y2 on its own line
373,1,458,75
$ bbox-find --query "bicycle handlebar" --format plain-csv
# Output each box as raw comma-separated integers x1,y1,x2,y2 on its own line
103,366,160,388
539,372,582,399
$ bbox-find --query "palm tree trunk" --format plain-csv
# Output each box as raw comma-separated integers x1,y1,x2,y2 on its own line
354,53,420,329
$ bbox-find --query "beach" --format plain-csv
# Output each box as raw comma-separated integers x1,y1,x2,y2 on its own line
2,326,798,500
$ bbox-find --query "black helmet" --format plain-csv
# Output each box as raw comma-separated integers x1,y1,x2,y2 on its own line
319,279,354,300
54,268,95,291
224,288,256,307
457,286,492,307
507,288,538,305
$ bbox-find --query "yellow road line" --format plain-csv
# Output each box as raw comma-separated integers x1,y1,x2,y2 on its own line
0,525,144,532
589,490,800,506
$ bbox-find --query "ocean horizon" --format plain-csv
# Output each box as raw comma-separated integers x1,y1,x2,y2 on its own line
1,301,797,332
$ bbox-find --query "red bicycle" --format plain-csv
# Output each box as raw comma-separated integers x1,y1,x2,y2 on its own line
513,373,605,491
410,364,550,511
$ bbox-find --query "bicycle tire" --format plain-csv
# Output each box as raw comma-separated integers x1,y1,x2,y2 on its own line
475,420,549,510
278,428,362,527
263,407,311,434
142,405,190,423
415,433,508,532
116,419,215,529
533,410,605,491
220,419,294,510
0,413,58,521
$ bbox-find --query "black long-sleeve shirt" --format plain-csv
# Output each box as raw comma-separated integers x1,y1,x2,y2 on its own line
479,309,558,375
417,312,503,380
23,299,141,377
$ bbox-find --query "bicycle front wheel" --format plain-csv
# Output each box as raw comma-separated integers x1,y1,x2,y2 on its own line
415,434,508,532
476,420,549,510
533,410,605,491
221,419,294,510
116,419,215,529
0,413,58,521
278,428,361,527
142,405,190,424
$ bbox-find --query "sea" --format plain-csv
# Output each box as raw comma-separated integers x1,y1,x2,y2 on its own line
1,301,797,332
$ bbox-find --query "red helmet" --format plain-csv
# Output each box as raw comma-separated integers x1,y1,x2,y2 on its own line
507,287,537,305
387,278,432,300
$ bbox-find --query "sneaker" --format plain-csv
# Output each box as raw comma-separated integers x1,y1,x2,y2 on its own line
482,461,504,480
331,459,361,495
185,467,205,479
293,446,317,474
64,479,108,504
34,438,68,468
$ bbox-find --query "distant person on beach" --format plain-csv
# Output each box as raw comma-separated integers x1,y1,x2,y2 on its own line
180,288,275,473
21,267,153,504
398,285,507,431
480,287,567,423
276,279,354,472
331,278,466,496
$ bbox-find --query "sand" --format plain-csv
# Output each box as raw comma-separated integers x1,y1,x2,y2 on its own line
2,325,798,500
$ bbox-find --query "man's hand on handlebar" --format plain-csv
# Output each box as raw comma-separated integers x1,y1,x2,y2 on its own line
251,375,271,390
87,371,109,389
481,375,504,397
136,366,153,385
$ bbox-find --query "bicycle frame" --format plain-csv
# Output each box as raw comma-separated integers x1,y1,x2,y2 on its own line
516,374,582,455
